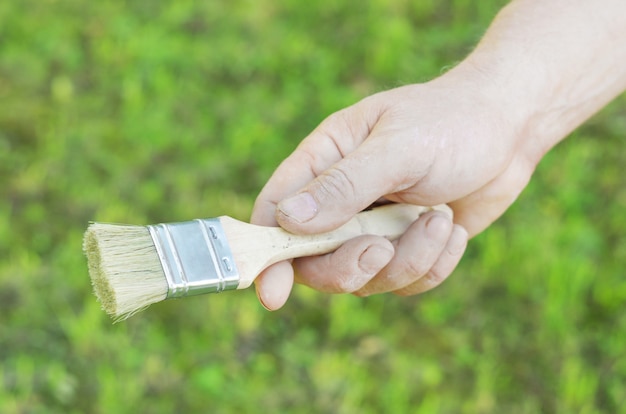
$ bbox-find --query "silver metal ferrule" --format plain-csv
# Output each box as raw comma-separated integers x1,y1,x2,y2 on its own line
147,218,240,299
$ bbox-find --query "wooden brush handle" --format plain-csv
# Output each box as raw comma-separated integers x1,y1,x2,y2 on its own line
220,203,452,289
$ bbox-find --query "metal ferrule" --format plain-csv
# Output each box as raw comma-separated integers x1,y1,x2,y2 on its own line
147,218,240,298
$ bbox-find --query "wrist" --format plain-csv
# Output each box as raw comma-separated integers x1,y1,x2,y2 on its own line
457,0,626,165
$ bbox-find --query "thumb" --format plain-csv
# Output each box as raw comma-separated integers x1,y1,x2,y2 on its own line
275,137,411,234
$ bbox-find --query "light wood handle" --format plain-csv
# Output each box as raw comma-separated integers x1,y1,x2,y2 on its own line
220,203,452,289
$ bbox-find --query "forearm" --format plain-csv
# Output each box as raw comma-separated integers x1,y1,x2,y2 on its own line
454,0,626,162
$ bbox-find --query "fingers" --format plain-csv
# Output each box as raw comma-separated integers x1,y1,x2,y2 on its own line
293,235,395,293
292,211,466,298
274,114,436,234
269,93,436,235
353,210,453,296
251,102,381,228
251,101,386,310
275,139,409,233
392,224,468,296
255,210,467,309
254,261,294,311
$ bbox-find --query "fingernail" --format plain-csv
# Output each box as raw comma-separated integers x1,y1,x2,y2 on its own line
426,213,452,240
448,225,468,255
278,192,318,223
358,245,394,275
255,286,272,311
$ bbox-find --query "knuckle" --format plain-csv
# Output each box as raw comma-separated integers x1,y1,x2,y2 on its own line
323,110,349,131
392,269,444,297
317,165,357,202
423,269,446,287
402,256,430,280
352,289,369,298
393,288,415,297
331,273,361,293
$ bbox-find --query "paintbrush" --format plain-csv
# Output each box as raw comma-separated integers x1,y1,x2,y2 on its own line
83,203,451,321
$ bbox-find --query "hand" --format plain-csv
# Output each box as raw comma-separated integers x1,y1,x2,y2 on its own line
251,66,537,310
251,0,626,310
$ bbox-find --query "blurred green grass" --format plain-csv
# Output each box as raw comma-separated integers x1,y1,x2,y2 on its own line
1,0,625,413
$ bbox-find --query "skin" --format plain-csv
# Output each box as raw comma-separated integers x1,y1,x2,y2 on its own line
251,0,626,310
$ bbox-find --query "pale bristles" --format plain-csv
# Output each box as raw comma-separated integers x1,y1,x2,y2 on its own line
83,223,169,322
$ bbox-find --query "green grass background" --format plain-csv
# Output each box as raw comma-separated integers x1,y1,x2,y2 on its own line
2,1,626,413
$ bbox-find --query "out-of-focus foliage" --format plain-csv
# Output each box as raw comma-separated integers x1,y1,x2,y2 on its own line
1,0,625,413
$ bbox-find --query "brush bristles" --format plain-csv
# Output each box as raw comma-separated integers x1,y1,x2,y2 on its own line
83,223,169,321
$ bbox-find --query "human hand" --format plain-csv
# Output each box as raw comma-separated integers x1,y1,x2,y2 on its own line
248,0,626,310
251,65,538,310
